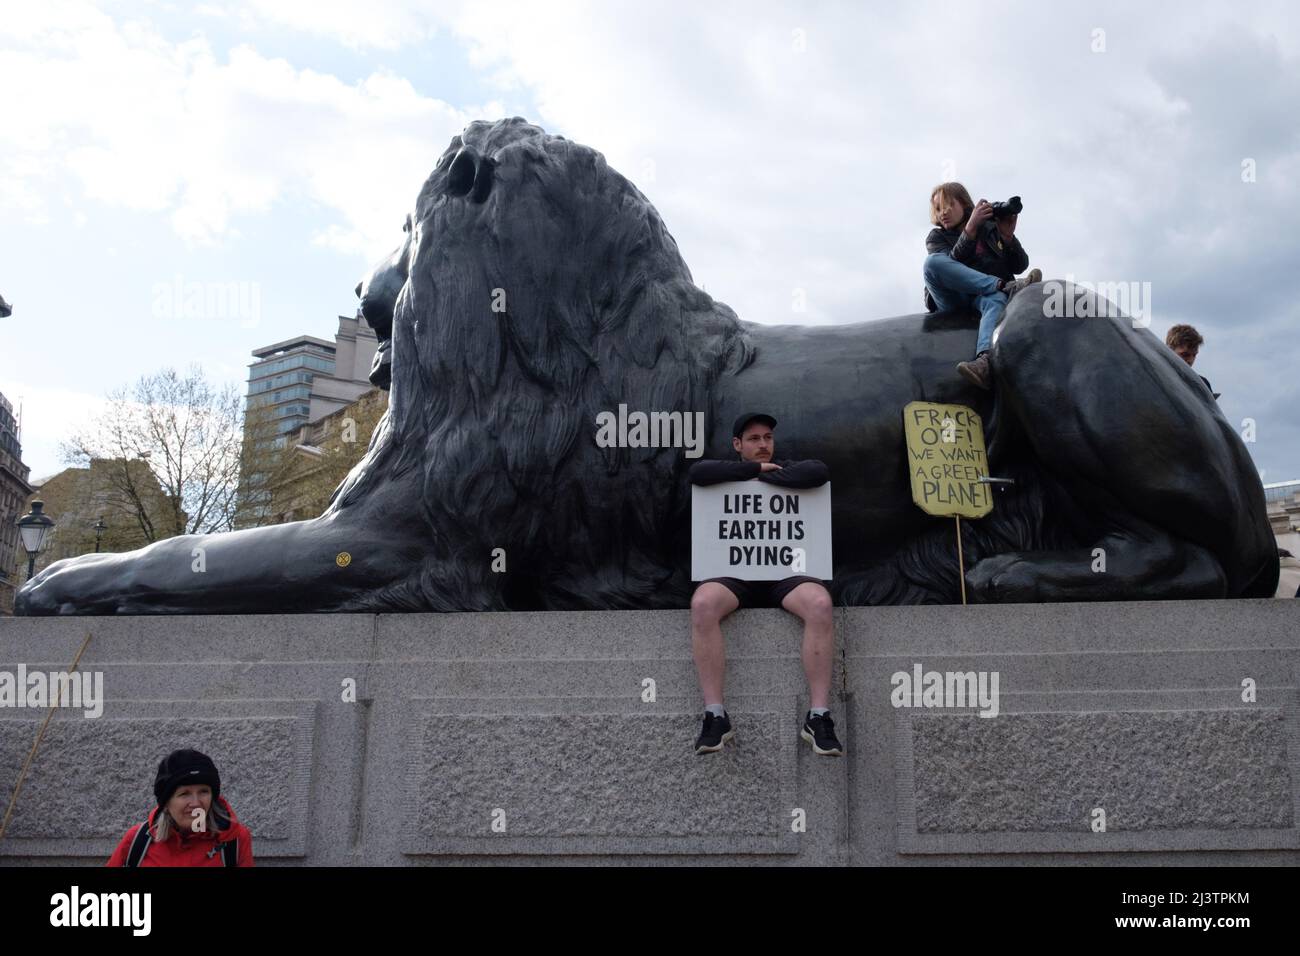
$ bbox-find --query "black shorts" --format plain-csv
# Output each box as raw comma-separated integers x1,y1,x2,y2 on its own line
699,575,829,610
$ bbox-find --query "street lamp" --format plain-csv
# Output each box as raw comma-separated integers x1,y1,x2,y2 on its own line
93,515,107,553
16,500,55,581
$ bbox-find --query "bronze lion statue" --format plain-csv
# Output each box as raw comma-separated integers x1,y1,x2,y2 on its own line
16,117,1277,614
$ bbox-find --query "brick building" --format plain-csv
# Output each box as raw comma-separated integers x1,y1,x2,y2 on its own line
0,390,34,614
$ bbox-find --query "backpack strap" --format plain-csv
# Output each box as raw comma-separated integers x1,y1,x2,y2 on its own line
221,838,238,867
125,820,153,867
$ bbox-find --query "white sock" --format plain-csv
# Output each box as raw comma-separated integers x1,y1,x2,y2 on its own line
809,707,830,718
705,703,726,718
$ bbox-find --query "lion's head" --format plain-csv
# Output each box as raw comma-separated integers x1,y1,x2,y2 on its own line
333,117,753,610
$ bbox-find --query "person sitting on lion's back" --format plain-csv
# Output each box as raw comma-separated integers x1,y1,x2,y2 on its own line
923,182,1042,390
106,749,254,867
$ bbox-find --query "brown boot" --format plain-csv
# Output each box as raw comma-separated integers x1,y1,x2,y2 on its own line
957,351,993,390
999,267,1042,301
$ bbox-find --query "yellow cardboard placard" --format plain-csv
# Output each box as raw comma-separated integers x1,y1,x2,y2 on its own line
903,402,993,518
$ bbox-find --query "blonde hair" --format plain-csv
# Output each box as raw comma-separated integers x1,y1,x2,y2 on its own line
929,182,975,227
152,796,229,842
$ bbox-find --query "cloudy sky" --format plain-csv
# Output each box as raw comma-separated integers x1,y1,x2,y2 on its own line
2,0,1297,486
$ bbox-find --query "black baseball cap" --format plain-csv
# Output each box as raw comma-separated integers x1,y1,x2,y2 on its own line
732,412,777,438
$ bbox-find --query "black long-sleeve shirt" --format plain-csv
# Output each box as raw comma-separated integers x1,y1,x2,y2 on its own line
689,458,830,489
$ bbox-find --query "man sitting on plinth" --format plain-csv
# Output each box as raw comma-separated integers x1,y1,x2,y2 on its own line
688,412,842,756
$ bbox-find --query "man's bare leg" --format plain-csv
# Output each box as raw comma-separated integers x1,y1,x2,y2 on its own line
690,582,740,706
781,582,835,710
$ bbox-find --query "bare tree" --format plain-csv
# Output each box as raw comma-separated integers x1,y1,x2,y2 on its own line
59,365,245,538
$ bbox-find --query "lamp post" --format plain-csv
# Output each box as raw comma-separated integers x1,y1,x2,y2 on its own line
93,515,107,553
16,500,55,581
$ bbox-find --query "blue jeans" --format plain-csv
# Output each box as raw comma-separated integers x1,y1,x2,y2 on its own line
923,252,1007,355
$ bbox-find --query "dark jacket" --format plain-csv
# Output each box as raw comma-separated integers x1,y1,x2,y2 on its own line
924,219,1029,312
689,458,830,489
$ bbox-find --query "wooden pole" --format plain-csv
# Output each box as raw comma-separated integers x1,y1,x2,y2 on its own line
0,631,94,842
955,516,967,606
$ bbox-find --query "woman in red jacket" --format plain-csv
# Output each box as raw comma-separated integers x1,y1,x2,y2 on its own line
106,749,254,867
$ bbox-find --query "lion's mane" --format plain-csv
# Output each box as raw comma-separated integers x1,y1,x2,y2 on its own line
327,118,754,611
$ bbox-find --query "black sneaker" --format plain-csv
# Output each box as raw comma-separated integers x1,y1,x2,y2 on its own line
801,711,843,756
695,712,735,755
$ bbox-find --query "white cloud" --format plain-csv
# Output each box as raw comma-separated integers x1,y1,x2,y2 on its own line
242,0,440,51
4,0,1300,480
1,380,115,483
7,0,1299,304
0,3,488,258
389,0,1300,340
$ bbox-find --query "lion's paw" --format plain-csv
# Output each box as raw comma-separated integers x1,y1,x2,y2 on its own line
14,554,110,615
966,553,1040,604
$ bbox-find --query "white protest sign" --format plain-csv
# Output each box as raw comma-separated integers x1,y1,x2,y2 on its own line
691,483,832,581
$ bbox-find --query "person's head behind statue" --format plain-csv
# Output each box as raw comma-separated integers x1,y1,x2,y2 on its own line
732,413,777,462
930,182,975,229
1166,324,1204,367
152,748,226,840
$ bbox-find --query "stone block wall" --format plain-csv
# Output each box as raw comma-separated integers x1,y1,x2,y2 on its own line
1,601,1296,865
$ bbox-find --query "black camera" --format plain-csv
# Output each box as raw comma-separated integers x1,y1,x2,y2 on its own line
989,196,1022,219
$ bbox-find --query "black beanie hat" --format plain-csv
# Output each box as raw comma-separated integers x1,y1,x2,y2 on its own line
154,749,221,806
